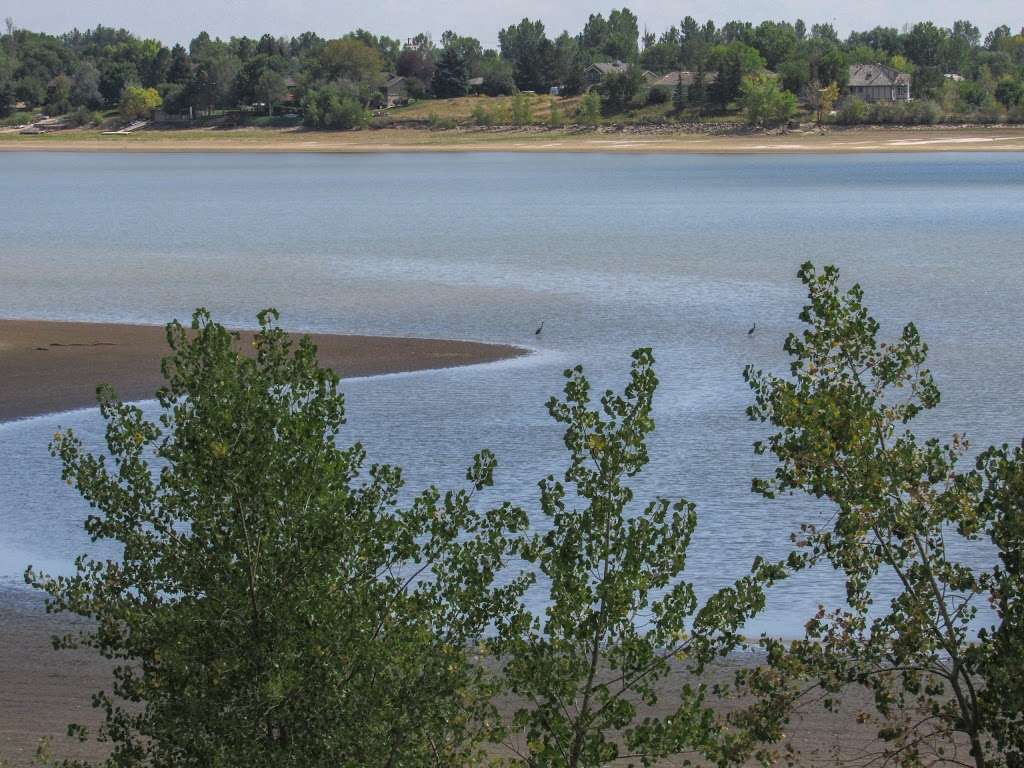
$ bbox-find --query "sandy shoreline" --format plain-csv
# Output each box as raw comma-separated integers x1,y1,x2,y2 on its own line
0,319,526,423
2,125,1024,154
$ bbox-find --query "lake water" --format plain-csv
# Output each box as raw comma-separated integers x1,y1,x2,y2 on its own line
1,151,1023,636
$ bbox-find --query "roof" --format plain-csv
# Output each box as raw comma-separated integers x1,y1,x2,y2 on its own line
467,77,484,86
848,63,911,88
586,61,630,75
648,70,719,88
386,76,407,87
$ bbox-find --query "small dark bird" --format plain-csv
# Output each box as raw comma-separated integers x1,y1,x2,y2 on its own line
748,323,756,335
535,321,545,336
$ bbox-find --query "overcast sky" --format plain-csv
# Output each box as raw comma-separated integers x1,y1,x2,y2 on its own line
4,0,1022,49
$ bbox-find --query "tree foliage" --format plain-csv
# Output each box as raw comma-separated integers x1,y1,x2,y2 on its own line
497,350,787,768
739,74,797,127
27,309,531,768
119,85,161,118
743,262,1024,768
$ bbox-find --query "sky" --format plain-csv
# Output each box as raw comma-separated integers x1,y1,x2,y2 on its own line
3,0,1022,49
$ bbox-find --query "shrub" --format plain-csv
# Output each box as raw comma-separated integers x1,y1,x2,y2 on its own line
510,92,532,125
547,99,565,127
647,86,670,105
428,111,457,130
576,91,602,126
120,86,163,119
66,105,97,126
302,85,368,129
739,73,798,127
471,103,493,126
837,96,867,124
0,110,35,126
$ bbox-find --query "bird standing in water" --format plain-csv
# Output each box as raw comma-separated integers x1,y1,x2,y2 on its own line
535,321,545,336
748,323,756,335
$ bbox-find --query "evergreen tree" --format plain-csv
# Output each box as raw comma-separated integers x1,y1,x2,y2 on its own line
432,45,469,98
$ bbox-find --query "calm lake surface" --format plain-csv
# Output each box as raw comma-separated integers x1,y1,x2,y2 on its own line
2,151,1023,635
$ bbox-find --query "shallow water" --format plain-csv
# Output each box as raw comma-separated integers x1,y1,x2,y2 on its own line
1,151,1022,636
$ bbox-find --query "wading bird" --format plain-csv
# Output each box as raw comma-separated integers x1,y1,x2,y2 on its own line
748,323,756,335
535,321,544,336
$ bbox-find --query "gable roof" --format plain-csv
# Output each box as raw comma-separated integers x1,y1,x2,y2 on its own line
585,61,631,75
848,63,911,87
648,70,720,88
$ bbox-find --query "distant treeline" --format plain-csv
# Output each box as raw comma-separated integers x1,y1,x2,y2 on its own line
1,11,1023,123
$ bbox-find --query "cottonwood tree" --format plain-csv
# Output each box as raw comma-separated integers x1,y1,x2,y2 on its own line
27,309,530,768
497,349,789,768
743,263,1024,768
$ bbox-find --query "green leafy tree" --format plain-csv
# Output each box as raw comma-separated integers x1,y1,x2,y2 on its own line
498,18,551,92
479,54,516,96
498,350,787,768
599,66,645,113
739,74,797,127
743,263,1024,768
119,85,162,118
70,61,103,108
27,309,530,768
974,444,1024,766
256,69,287,115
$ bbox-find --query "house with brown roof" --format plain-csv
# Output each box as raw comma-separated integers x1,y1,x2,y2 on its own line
583,61,656,89
848,64,911,102
647,71,719,99
383,76,410,106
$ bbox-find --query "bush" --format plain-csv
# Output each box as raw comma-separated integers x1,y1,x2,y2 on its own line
837,96,867,124
66,105,98,127
647,86,670,105
302,85,368,129
547,99,565,128
576,91,601,126
471,103,493,126
0,110,35,126
510,92,532,126
120,86,163,120
427,111,456,130
739,74,798,127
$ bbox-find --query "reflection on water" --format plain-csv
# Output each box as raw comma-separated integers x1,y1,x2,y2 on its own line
1,152,1022,636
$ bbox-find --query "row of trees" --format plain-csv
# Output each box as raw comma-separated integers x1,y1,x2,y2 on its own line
2,13,1023,125
28,264,1023,767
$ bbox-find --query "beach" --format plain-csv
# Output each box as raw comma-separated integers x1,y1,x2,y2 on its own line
0,319,526,422
2,125,1024,154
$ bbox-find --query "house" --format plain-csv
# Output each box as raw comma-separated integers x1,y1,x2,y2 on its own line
847,64,911,102
283,76,300,104
383,76,410,107
466,76,484,95
582,61,655,89
647,71,719,99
